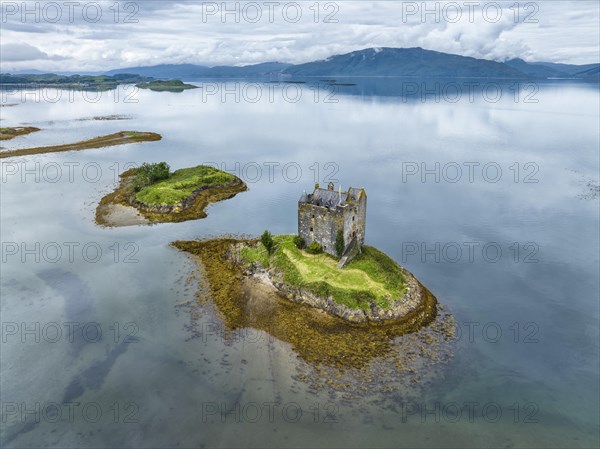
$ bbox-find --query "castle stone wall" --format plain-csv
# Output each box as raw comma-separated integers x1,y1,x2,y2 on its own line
298,203,343,256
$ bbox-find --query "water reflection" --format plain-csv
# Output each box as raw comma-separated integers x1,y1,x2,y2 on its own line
0,79,598,448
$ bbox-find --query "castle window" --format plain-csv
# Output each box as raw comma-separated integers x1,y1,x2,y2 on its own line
312,214,315,218
310,227,313,232
352,216,355,221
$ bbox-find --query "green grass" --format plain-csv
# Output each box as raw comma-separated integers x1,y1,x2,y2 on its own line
244,235,406,311
347,246,407,295
240,245,271,269
135,165,236,206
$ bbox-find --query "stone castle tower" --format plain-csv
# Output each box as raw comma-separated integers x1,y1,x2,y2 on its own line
298,182,367,262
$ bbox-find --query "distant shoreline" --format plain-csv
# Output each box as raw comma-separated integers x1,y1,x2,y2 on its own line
0,73,194,91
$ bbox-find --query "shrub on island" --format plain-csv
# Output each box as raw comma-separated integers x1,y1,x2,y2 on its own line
293,235,305,249
305,242,324,255
335,230,345,258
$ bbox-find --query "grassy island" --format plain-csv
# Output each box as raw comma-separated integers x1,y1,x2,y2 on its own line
0,127,41,141
134,165,237,205
96,163,247,226
241,235,406,311
172,237,444,368
0,131,161,159
136,80,198,92
174,234,436,323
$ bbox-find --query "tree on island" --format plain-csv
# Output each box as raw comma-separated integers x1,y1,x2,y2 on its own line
261,230,275,255
140,162,170,183
335,230,345,258
130,162,171,192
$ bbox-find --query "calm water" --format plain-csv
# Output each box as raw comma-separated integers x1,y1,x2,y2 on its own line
1,80,599,448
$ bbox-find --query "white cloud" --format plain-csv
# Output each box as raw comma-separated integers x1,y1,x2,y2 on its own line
0,1,597,72
0,42,65,62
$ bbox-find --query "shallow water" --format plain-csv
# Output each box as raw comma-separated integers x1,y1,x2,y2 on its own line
1,79,598,448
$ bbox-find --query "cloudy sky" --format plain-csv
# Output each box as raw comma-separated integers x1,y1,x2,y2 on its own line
1,1,598,72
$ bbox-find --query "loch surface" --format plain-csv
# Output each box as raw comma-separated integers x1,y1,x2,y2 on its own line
1,80,598,448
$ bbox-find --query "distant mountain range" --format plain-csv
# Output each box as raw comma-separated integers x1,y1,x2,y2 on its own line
504,58,600,79
4,48,599,81
285,47,527,78
104,62,291,79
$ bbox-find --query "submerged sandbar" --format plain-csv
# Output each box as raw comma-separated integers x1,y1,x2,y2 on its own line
0,127,41,141
0,131,161,159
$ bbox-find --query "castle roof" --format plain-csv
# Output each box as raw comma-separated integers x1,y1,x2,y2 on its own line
312,188,342,208
300,186,365,209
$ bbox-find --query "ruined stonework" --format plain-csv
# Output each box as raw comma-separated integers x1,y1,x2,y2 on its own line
298,182,367,259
